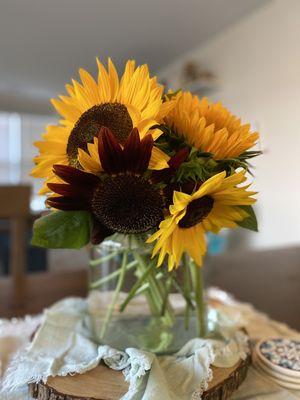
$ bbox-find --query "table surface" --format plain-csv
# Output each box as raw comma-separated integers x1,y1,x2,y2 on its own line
1,288,300,400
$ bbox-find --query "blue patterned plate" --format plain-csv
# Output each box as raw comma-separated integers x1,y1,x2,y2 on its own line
255,338,300,378
252,352,300,385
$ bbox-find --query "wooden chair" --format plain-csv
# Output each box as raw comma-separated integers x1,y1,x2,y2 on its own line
0,185,88,318
0,185,31,312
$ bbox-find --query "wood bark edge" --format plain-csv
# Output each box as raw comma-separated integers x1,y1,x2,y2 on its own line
202,354,251,400
29,354,251,400
29,382,97,400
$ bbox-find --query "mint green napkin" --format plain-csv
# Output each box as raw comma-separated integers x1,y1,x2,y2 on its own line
2,296,248,400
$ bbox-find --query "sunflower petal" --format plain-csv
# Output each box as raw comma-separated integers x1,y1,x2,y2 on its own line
47,183,92,198
98,127,124,173
136,134,153,173
46,196,88,211
53,164,99,186
164,91,259,160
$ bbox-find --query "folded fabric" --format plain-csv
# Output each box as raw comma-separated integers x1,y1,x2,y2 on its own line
1,295,249,400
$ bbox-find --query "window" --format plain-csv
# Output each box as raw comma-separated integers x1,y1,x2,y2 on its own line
0,111,57,210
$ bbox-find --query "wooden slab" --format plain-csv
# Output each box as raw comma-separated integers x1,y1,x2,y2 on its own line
203,355,251,400
29,354,251,400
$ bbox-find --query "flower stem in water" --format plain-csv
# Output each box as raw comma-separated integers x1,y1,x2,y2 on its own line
100,249,128,339
191,261,206,337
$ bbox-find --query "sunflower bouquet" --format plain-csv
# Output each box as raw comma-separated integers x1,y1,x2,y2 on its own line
31,59,260,350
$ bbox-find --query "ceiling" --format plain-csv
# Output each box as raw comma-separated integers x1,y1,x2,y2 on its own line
0,0,268,114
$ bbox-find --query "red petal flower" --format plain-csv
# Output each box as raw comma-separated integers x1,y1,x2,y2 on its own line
98,127,124,173
98,126,154,174
46,196,89,211
49,126,163,240
123,128,153,174
151,147,189,184
168,147,189,169
47,183,92,198
53,165,99,186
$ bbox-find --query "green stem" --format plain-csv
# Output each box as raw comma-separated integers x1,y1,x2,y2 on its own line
182,254,193,329
89,260,137,289
191,261,206,337
172,278,195,311
132,236,174,326
133,250,163,315
160,274,174,316
89,251,119,267
100,250,128,339
119,260,156,312
133,272,164,296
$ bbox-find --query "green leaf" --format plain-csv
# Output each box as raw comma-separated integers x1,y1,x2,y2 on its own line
239,150,263,160
31,210,92,249
237,205,258,232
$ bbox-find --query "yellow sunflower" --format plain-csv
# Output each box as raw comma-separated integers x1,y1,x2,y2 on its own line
31,58,176,193
164,91,259,160
147,171,256,271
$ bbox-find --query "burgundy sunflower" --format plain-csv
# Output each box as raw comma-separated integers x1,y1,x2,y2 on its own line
151,147,190,184
47,127,164,244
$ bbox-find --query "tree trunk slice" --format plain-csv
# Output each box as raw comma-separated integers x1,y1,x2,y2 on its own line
203,354,251,400
29,365,128,400
29,353,251,400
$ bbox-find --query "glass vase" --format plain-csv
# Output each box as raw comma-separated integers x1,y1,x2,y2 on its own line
88,234,207,354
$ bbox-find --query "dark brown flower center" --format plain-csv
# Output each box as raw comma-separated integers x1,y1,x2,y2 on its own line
178,195,214,228
91,174,164,234
67,103,133,165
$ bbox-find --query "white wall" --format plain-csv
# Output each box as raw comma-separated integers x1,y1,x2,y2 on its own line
158,0,300,249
